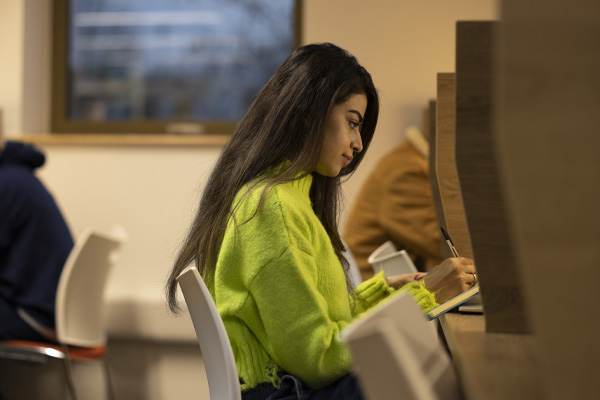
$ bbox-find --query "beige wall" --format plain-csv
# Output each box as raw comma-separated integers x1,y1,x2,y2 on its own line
1,0,498,328
0,1,24,136
304,0,498,207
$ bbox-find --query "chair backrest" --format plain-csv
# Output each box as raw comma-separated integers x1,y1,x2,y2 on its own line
341,292,460,400
177,265,241,400
342,239,363,287
367,241,418,277
56,226,127,348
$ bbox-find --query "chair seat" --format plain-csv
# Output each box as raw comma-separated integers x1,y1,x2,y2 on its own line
0,340,107,361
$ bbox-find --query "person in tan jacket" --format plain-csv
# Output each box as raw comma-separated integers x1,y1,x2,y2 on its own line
344,126,444,280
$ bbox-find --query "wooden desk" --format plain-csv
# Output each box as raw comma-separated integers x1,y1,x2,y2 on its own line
440,313,544,400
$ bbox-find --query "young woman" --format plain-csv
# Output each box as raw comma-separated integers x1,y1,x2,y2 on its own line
166,42,476,400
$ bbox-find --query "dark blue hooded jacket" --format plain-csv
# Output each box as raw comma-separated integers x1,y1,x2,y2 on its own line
0,141,74,327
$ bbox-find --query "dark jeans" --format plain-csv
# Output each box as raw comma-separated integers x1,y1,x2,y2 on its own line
242,373,365,400
0,296,47,341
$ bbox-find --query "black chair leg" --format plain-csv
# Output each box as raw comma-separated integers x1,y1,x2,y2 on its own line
61,345,79,400
102,357,115,400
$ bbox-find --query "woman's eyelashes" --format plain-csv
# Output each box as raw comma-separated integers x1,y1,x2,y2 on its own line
348,120,361,130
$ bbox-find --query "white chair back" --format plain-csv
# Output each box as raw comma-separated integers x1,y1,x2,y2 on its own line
177,265,242,400
1,225,126,400
368,240,418,277
341,292,460,400
56,226,127,348
342,239,363,287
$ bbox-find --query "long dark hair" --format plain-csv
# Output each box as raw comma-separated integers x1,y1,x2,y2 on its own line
166,42,379,312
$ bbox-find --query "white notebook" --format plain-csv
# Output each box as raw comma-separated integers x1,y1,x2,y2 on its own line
426,284,481,320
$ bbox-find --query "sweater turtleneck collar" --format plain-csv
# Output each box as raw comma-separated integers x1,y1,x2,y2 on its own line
264,160,313,199
289,173,313,198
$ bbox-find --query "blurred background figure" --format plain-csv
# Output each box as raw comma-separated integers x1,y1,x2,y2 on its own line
344,126,443,280
0,133,74,342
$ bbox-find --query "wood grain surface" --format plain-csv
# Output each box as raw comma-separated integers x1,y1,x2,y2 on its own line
435,73,473,259
455,21,530,334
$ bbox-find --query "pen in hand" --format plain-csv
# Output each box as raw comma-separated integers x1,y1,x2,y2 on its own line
440,226,460,258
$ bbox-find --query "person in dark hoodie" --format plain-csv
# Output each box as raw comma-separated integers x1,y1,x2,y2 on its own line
0,138,74,342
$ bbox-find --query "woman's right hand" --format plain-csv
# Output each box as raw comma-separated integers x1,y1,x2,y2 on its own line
423,257,477,303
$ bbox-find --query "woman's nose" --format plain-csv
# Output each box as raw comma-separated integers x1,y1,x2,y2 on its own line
352,131,363,153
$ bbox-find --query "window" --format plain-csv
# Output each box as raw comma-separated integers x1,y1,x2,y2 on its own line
51,0,302,134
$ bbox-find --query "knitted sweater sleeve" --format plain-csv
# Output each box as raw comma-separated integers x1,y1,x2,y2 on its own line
350,272,394,315
397,280,439,313
351,272,439,315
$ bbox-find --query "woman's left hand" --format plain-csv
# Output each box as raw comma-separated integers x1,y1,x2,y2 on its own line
385,272,427,290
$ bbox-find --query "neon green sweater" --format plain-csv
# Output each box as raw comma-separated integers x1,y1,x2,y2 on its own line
209,173,438,391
